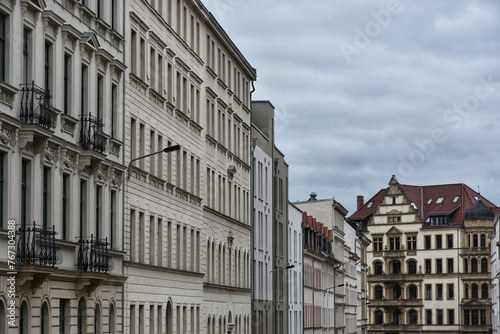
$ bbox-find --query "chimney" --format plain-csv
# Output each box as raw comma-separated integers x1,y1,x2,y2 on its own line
357,195,364,210
308,192,317,201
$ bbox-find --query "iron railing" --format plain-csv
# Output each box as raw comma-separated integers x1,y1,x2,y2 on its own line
80,113,106,153
16,222,58,266
77,235,111,272
19,81,55,129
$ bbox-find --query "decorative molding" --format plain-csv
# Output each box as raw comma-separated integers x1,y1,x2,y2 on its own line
60,114,78,136
0,124,17,149
0,82,18,107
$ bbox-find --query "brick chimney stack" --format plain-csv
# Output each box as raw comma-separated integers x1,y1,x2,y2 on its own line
357,195,364,210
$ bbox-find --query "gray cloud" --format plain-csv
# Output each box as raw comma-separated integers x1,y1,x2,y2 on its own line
204,0,500,214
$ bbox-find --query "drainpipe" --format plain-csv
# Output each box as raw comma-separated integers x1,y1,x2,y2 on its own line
250,80,255,334
312,258,316,334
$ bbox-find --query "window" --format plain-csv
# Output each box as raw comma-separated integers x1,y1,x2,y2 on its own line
447,283,454,299
0,13,6,81
447,234,453,248
42,166,52,228
448,309,454,325
63,54,72,114
480,234,486,247
0,152,5,228
374,262,383,275
464,284,469,299
425,235,431,249
471,284,478,298
447,258,454,273
393,310,402,324
110,190,116,249
59,299,70,334
437,309,443,325
471,258,478,273
45,41,53,93
473,234,478,247
373,237,383,251
426,309,432,325
436,235,442,249
481,309,486,325
77,298,86,334
425,284,432,299
407,236,416,250
425,259,431,274
389,237,400,250
392,260,401,274
408,260,417,274
375,310,383,324
436,197,444,204
111,0,117,29
130,29,137,74
21,160,31,228
481,258,488,273
427,198,433,204
436,259,442,273
23,28,32,83
408,285,417,299
481,283,488,299
111,84,117,137
393,285,401,299
436,284,443,299
453,196,460,203
409,310,418,325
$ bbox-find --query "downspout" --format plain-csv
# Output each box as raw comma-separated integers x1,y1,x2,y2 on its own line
250,80,256,334
121,3,127,333
312,257,316,334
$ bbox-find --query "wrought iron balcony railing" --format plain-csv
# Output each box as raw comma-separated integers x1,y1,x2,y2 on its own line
16,222,59,266
80,113,106,153
77,235,111,273
19,81,55,129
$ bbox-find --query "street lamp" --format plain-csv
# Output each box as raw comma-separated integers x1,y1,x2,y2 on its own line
271,264,295,334
127,144,181,179
269,264,295,272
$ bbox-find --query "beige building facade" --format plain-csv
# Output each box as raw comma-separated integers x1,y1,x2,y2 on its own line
0,0,127,332
124,0,255,333
348,176,498,334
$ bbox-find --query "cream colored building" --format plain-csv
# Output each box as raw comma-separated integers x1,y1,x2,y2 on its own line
0,0,127,332
491,214,500,334
348,176,498,334
124,0,255,333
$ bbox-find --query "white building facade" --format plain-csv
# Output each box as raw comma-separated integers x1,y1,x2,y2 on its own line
492,214,500,334
124,0,256,333
289,203,304,334
0,0,127,332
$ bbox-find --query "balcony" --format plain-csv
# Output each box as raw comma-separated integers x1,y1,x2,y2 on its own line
16,223,59,266
383,249,405,258
80,113,106,153
77,235,111,273
19,82,55,130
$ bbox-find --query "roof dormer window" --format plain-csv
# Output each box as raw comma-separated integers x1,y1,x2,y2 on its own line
436,197,445,204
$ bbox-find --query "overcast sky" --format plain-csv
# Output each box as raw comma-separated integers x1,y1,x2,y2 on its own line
202,0,500,215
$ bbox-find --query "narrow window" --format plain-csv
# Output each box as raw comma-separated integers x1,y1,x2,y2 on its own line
81,65,88,116
140,37,146,80
42,166,51,229
23,28,32,83
130,118,137,160
139,124,145,169
157,218,163,266
97,74,104,120
21,160,31,229
150,130,155,175
0,152,5,228
150,47,155,88
111,84,117,137
149,215,155,265
130,30,137,74
111,0,117,29
0,13,6,81
64,54,72,114
95,185,102,239
130,209,136,261
110,190,116,248
44,41,53,93
79,179,87,239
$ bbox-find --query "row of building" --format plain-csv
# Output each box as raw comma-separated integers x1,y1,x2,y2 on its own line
0,0,500,334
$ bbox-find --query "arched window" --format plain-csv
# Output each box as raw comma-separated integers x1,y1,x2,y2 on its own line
94,303,101,334
473,234,478,247
374,261,383,275
41,302,50,334
408,285,417,299
78,298,86,334
166,301,173,334
408,260,417,274
481,283,488,299
393,285,401,299
0,299,6,334
219,316,222,334
471,258,478,273
392,260,401,274
375,310,384,324
207,317,211,334
109,304,116,334
393,310,402,324
409,310,418,325
375,286,383,299
20,301,29,334
471,284,478,298
464,259,469,273
481,258,488,273
480,234,486,247
464,284,469,299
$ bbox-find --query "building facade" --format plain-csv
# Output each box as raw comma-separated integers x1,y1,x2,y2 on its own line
0,0,127,332
251,100,290,333
289,202,304,334
123,0,256,333
492,214,500,334
348,176,499,334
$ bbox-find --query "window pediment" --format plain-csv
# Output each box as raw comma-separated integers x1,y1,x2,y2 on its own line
386,226,402,235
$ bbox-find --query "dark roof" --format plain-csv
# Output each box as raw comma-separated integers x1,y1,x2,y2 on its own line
348,181,499,227
464,198,494,220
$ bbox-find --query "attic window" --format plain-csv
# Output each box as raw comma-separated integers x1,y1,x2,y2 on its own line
453,196,460,203
436,197,445,204
367,202,373,208
411,203,417,210
474,196,480,201
427,199,433,204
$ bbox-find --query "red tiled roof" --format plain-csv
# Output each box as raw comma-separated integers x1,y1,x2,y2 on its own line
348,182,499,227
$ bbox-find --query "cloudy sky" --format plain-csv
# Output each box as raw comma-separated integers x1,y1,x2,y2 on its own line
202,0,500,215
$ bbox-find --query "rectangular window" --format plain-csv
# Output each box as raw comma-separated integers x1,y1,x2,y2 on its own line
0,153,5,228
110,190,116,249
59,299,70,334
97,0,103,18
436,235,442,249
130,305,136,334
167,63,173,102
95,185,102,239
139,305,144,334
131,118,137,160
167,221,172,267
157,218,163,266
150,215,155,265
61,174,70,239
111,84,117,137
157,135,163,179
139,123,145,169
182,151,187,190
42,166,51,229
81,65,88,116
447,283,454,299
21,160,30,228
149,305,154,334
426,310,432,325
79,179,87,238
131,29,137,74
447,258,454,273
23,28,32,83
150,47,155,88
130,209,136,261
44,41,53,93
425,235,431,249
176,224,181,269
447,234,453,248
425,284,432,299
157,54,163,93
111,0,117,29
436,259,442,273
97,74,104,120
448,309,454,325
140,37,146,80
373,237,383,251
190,155,195,194
150,130,155,175
407,236,416,250
437,309,443,325
436,284,443,299
183,226,187,270
139,212,145,263
64,54,72,114
389,237,400,250
0,13,6,81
